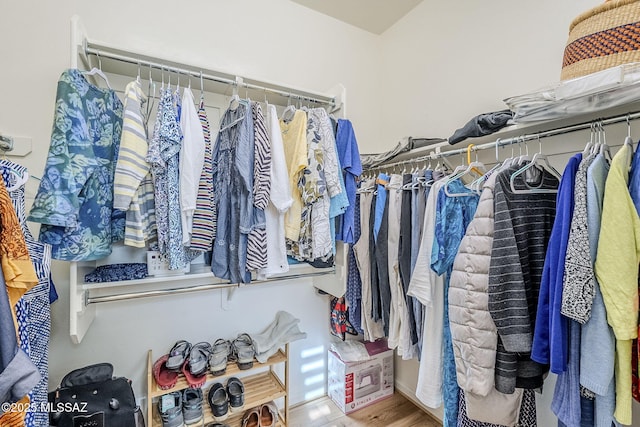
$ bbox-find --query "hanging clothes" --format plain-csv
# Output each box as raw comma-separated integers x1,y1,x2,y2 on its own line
531,153,582,374
179,87,206,246
246,102,270,272
1,161,53,427
335,119,362,244
488,164,558,394
260,104,292,278
113,79,156,248
147,88,169,257
410,169,431,355
149,87,198,270
287,108,325,261
0,260,39,411
189,97,216,251
345,191,363,335
594,142,640,426
373,179,391,336
579,153,616,427
28,69,125,261
353,179,384,341
211,100,255,284
310,108,341,262
408,178,446,409
448,170,527,426
386,174,414,359
561,153,598,324
431,178,479,427
398,173,418,349
281,110,308,242
0,175,38,328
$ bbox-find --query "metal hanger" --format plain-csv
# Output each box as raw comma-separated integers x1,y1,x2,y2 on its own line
200,71,205,102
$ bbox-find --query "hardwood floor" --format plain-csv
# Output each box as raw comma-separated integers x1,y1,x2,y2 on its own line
288,393,442,427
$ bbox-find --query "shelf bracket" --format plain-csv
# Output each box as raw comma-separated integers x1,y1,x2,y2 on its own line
69,264,95,345
221,286,238,311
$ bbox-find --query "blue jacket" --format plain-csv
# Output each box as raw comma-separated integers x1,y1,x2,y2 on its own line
531,153,582,373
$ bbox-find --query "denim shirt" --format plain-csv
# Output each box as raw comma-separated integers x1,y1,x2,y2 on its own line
211,101,255,283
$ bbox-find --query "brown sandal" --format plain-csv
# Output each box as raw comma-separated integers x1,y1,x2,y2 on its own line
241,408,260,427
259,401,278,427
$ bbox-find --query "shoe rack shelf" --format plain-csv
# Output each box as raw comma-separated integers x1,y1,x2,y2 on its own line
146,344,290,427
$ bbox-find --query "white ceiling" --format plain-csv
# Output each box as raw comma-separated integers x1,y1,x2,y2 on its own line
290,0,424,35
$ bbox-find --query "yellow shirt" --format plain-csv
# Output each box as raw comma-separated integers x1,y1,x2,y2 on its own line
280,110,308,241
594,143,640,424
0,178,37,331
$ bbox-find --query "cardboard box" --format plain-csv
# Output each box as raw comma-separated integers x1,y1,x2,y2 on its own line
327,340,394,414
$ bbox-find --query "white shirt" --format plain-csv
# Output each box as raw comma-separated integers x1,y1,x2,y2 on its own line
179,88,206,245
408,179,445,408
260,104,293,278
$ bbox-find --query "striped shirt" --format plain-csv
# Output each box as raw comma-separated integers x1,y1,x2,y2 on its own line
488,164,558,393
114,81,156,247
246,102,270,271
113,81,149,211
189,98,216,251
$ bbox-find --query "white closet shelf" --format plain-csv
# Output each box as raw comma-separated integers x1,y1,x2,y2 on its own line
69,261,336,344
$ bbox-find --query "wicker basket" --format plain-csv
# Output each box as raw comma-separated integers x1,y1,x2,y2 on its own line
561,0,640,80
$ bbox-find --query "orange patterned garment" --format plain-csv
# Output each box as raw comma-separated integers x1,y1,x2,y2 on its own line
0,396,29,427
0,178,37,326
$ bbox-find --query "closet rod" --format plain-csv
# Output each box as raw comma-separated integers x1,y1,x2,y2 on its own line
85,268,335,305
84,43,337,107
373,110,640,170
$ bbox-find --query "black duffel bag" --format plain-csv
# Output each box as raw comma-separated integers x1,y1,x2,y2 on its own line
48,363,144,427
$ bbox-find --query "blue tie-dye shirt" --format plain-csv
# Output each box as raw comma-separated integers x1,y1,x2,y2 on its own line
28,69,124,261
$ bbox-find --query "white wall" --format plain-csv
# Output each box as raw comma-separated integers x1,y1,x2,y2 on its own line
376,0,603,151
0,0,382,411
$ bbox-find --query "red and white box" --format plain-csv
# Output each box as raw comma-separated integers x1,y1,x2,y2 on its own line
327,340,394,414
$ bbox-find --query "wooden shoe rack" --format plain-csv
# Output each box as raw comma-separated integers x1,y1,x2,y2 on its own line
146,344,289,426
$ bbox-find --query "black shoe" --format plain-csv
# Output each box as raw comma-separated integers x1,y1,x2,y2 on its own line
207,382,229,421
226,377,245,413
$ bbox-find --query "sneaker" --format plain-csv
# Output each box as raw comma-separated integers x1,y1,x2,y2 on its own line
182,388,203,425
158,391,184,427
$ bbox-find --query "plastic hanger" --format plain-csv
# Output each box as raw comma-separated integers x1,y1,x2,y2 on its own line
516,137,531,165
229,81,240,111
82,68,112,90
444,146,485,197
82,50,112,90
509,138,560,194
582,123,596,156
595,122,613,162
281,94,297,122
